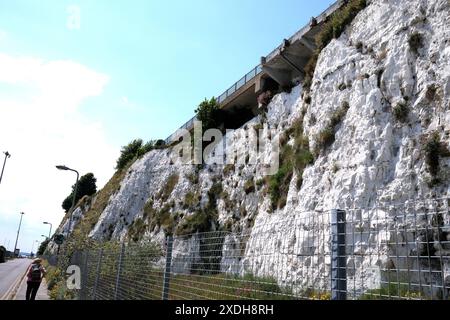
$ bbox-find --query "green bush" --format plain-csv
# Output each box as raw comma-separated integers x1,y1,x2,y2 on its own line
316,0,367,50
157,174,179,202
269,163,293,210
143,201,176,236
166,273,294,300
175,210,210,236
360,283,423,300
314,101,350,155
116,139,143,170
37,238,50,256
62,173,97,212
175,182,222,236
128,218,147,242
116,139,164,170
424,132,450,185
315,127,335,153
183,191,201,210
268,119,314,210
393,102,409,123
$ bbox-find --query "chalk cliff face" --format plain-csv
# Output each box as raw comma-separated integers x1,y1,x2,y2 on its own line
55,0,450,297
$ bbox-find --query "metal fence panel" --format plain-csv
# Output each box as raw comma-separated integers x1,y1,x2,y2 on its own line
47,197,450,300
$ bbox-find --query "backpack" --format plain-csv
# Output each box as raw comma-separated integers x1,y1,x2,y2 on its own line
30,264,42,282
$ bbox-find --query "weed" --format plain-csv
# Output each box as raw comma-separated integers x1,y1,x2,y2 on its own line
244,178,255,194
393,102,409,123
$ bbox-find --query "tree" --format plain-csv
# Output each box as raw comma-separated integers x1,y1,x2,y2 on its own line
62,173,97,212
116,139,143,170
37,238,50,256
195,97,221,131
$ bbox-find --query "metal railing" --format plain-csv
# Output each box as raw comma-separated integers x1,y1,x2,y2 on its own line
50,196,450,300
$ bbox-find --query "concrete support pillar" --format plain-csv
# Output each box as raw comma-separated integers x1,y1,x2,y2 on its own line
261,65,292,88
299,37,316,52
254,74,264,94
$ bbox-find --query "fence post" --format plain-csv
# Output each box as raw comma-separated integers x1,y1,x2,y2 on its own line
80,250,89,300
114,242,126,300
161,235,174,300
92,248,103,300
331,209,346,300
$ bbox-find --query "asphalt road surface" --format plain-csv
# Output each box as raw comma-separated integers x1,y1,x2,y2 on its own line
0,258,31,299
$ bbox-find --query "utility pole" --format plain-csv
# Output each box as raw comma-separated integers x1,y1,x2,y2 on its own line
13,212,24,257
0,151,11,185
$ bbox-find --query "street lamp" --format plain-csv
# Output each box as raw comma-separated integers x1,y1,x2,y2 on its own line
56,165,79,234
30,240,39,258
0,151,11,185
30,240,38,256
41,235,48,240
43,221,52,238
13,212,24,257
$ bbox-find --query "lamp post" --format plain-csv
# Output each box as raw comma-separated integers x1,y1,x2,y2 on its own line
43,221,52,239
13,212,24,257
41,235,48,240
0,151,11,185
30,240,38,257
56,165,79,234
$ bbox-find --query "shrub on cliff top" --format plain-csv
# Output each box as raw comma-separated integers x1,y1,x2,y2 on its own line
116,139,164,170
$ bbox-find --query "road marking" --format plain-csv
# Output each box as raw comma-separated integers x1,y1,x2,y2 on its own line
11,270,28,300
0,262,29,300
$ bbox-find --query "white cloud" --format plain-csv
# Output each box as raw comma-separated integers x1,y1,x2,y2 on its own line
0,53,118,250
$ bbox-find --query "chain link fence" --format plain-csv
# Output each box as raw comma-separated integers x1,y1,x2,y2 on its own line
45,197,450,300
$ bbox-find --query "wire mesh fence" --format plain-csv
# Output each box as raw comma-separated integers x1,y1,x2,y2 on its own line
46,197,450,300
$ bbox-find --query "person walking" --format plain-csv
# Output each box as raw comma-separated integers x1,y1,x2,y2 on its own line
26,258,46,300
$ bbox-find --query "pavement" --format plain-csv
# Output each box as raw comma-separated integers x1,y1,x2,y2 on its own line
0,258,49,300
14,273,50,300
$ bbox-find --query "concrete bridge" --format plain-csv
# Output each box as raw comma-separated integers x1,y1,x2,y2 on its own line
165,0,345,144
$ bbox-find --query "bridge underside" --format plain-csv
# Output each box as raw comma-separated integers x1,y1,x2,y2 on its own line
166,0,345,143
217,17,327,130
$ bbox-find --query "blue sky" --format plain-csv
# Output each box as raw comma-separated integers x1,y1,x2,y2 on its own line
0,0,334,253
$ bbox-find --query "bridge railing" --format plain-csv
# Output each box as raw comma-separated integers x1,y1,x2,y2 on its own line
165,64,262,144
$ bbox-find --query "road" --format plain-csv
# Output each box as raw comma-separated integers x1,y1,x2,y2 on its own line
0,258,31,299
